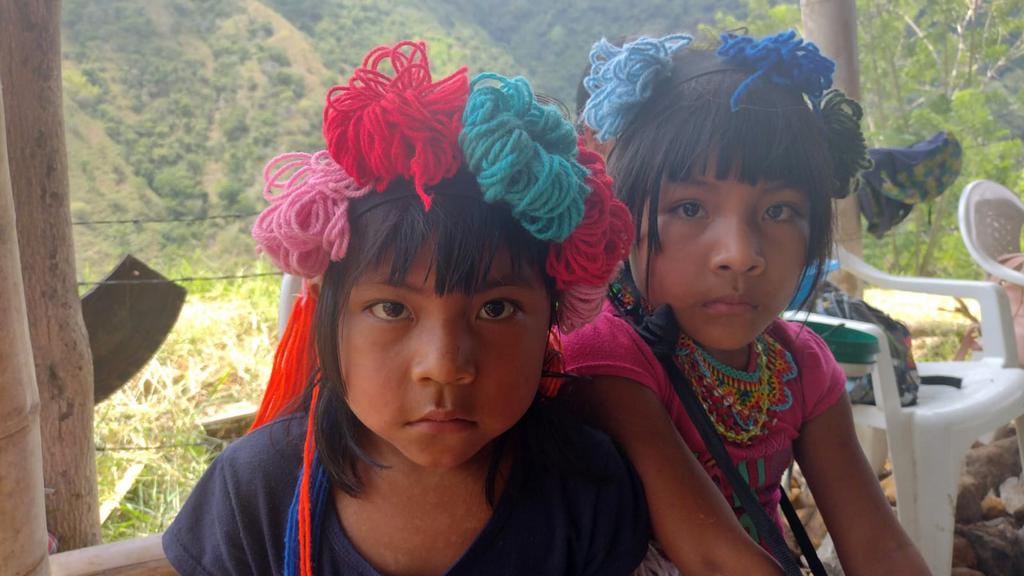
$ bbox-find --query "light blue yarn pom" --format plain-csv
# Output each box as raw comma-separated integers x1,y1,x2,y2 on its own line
717,30,835,112
581,33,692,142
460,72,589,242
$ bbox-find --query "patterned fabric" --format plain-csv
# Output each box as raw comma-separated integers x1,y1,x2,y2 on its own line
674,332,797,445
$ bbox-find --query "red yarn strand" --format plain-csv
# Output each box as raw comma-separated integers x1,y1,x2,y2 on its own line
249,290,318,432
323,41,469,209
299,385,321,576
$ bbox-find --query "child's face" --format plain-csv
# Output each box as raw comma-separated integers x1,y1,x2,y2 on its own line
632,174,810,367
338,248,551,470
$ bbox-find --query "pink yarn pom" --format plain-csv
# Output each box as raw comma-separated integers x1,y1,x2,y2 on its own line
557,280,615,333
252,151,372,278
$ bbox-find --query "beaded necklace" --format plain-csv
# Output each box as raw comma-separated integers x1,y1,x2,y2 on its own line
609,268,797,445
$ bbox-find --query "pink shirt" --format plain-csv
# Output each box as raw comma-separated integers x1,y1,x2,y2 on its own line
562,307,846,538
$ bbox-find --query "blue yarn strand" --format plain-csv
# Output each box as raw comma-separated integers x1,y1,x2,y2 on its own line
283,453,329,576
461,72,589,242
717,30,835,112
581,33,692,141
283,469,302,576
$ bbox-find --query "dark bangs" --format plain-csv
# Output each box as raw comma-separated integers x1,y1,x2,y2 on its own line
604,49,834,276
311,168,553,498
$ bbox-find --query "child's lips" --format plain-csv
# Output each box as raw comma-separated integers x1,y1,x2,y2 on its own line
702,296,758,315
408,409,476,432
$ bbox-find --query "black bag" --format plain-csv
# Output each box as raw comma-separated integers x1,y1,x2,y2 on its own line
813,281,920,406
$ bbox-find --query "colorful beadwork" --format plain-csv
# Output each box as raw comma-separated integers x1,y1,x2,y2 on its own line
674,332,796,445
608,268,797,445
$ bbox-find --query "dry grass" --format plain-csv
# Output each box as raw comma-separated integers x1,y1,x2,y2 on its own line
94,275,278,541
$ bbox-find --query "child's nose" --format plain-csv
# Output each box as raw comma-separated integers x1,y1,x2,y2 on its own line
410,319,476,386
709,220,766,275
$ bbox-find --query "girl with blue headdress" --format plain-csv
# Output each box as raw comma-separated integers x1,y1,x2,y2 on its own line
161,40,653,576
561,31,931,575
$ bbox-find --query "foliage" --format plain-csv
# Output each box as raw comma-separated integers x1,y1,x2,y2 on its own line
856,0,1024,278
708,0,1024,279
94,273,278,540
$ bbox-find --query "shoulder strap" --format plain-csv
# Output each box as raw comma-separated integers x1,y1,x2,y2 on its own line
635,306,823,576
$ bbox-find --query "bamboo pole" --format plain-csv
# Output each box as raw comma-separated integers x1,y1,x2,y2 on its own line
0,0,101,548
49,535,173,576
0,78,51,576
801,0,864,296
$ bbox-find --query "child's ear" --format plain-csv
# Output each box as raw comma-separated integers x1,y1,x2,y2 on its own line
581,126,615,160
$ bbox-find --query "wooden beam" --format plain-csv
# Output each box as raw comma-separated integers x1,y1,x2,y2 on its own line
0,77,51,576
48,535,173,576
801,0,864,296
0,0,101,549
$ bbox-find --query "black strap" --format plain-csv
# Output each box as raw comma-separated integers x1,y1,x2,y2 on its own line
779,487,827,574
635,305,823,576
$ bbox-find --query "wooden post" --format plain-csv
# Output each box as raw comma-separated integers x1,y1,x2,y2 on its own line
0,78,51,576
0,0,101,549
801,0,864,296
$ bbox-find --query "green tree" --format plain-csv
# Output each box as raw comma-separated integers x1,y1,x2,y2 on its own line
714,0,1024,278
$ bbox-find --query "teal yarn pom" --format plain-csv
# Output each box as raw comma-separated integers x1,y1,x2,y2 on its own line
460,72,589,242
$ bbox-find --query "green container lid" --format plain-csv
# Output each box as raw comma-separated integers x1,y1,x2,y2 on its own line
804,320,880,365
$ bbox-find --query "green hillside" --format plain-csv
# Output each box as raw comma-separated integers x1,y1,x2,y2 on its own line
61,0,728,277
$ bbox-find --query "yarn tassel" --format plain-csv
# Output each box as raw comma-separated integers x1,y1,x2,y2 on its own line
284,386,328,576
250,287,318,432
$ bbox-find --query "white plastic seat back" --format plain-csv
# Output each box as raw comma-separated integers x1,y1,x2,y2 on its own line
959,179,1024,286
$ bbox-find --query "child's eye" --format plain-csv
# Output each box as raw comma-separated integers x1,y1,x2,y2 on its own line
765,204,801,221
673,201,706,219
478,299,517,321
368,301,411,320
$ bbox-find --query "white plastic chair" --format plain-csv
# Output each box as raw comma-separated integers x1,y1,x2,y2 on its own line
790,246,1024,576
278,273,303,338
959,178,1024,288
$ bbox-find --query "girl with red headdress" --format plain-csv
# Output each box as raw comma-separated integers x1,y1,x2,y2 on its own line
161,40,655,576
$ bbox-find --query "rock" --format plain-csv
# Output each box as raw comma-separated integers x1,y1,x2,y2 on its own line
958,517,1024,576
880,474,897,506
999,476,1024,522
981,490,1008,520
993,424,1017,442
950,568,985,576
958,436,1022,523
796,507,828,550
952,533,978,569
959,475,989,524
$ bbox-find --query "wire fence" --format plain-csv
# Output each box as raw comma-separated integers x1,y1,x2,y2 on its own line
73,210,279,286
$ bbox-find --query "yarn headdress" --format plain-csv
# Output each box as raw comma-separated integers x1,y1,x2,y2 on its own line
249,40,632,576
581,30,872,199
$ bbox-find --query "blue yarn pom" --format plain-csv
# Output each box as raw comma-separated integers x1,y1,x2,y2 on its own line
581,34,692,141
460,72,589,242
717,30,835,112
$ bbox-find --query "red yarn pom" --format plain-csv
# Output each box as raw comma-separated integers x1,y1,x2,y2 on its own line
322,41,469,209
546,140,634,289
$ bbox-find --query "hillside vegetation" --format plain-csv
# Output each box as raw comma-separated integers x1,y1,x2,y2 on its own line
62,0,726,278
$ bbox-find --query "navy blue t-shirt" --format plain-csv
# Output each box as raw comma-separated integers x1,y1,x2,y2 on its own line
163,412,649,575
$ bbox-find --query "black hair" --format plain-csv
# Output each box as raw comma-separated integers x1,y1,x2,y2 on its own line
302,168,598,502
578,46,835,305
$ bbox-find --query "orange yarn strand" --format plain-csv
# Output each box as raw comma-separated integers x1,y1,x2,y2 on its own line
298,385,320,576
250,291,318,431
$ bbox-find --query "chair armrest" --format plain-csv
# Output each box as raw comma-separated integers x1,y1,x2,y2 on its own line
836,246,1018,367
